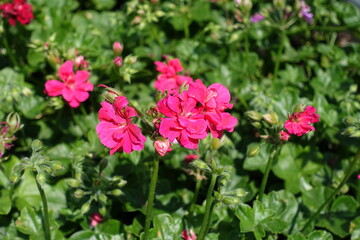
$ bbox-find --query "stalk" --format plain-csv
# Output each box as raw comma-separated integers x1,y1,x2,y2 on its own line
2,23,21,70
189,176,202,215
198,174,217,240
143,153,160,240
35,177,51,240
272,32,285,81
301,150,360,232
258,145,280,201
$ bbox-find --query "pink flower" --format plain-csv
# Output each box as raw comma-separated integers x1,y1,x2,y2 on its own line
358,174,360,180
250,13,265,23
184,154,198,163
154,58,193,93
284,106,320,136
90,213,102,227
44,61,93,108
280,130,290,141
157,92,208,149
96,96,146,154
154,138,172,156
113,57,123,67
74,55,88,69
113,42,123,55
181,229,197,240
0,0,33,26
0,122,16,157
299,1,313,24
188,79,237,138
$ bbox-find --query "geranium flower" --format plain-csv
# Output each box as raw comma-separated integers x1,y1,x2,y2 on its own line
284,106,319,136
154,58,193,93
0,0,33,26
96,96,146,154
44,61,93,108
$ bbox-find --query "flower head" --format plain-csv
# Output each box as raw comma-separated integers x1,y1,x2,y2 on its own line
284,105,319,136
90,213,102,227
0,0,33,26
154,58,193,94
96,96,146,154
250,13,265,23
44,60,93,108
299,1,313,24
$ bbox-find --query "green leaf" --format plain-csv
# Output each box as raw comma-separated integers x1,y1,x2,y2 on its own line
0,189,11,215
307,230,333,240
97,219,121,235
149,214,183,240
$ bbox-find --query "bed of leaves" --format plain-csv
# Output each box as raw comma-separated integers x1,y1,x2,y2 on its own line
0,0,360,239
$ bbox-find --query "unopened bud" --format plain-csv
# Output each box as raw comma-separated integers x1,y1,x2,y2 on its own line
154,138,172,157
6,112,21,133
99,193,107,203
99,158,108,172
113,42,123,56
111,189,123,197
117,179,127,188
36,172,46,186
66,178,80,188
273,0,285,8
81,202,90,214
223,196,241,205
245,111,262,121
191,159,211,173
211,137,226,151
233,188,247,198
31,139,42,152
74,189,85,198
293,104,306,113
262,112,278,125
252,122,262,129
52,161,64,171
247,144,260,158
113,57,123,67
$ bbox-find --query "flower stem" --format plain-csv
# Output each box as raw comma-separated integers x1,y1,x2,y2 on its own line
300,150,360,233
143,153,160,240
35,177,51,240
2,23,21,70
189,176,202,215
258,145,280,202
273,32,285,80
198,174,217,240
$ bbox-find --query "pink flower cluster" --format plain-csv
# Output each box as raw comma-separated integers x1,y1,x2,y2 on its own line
154,58,193,94
0,122,16,157
45,60,93,108
299,0,313,24
0,0,33,26
281,105,319,141
182,229,197,240
96,96,146,154
157,79,237,149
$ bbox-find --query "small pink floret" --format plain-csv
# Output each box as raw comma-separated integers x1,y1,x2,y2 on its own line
280,130,290,141
44,60,93,108
154,138,172,156
90,213,102,227
284,106,320,136
181,229,197,240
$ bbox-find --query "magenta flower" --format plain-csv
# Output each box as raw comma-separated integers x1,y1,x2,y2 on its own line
96,96,146,154
184,154,198,163
73,55,88,69
181,229,197,240
0,0,33,26
90,213,102,227
45,61,93,108
157,92,208,149
154,58,193,93
284,106,319,136
113,57,123,67
299,1,313,24
0,122,16,157
250,13,265,23
280,130,290,141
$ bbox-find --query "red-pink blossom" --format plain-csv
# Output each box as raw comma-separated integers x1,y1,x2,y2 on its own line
44,61,93,108
90,213,102,227
113,57,123,67
0,0,33,26
74,55,88,69
284,106,320,136
157,92,208,149
154,58,193,93
184,154,198,163
96,96,146,154
113,42,123,55
154,138,172,156
280,130,290,141
181,229,197,240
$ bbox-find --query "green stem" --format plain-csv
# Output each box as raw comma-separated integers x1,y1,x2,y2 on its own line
189,177,202,215
301,150,360,233
2,23,21,70
273,32,285,80
198,174,217,240
143,154,160,240
35,177,51,240
258,145,280,201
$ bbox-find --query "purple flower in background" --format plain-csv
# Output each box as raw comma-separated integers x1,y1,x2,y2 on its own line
300,0,313,24
250,13,265,23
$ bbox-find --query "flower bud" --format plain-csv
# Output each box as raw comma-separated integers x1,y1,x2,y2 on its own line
211,136,226,151
66,178,81,188
247,144,260,158
273,0,285,8
99,207,106,217
252,122,262,129
117,179,127,188
154,138,172,157
113,42,123,56
31,139,42,152
74,55,88,69
36,172,46,186
99,158,108,173
6,112,22,134
191,159,211,173
245,111,262,121
111,189,123,197
293,104,306,113
81,202,90,214
99,193,107,204
52,161,64,171
184,154,198,164
74,189,85,198
262,112,278,125
113,57,123,67
9,172,20,183
280,130,290,141
223,196,241,205
233,188,247,198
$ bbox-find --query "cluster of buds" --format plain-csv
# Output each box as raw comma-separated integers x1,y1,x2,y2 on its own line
10,140,64,185
0,112,22,158
126,0,164,29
